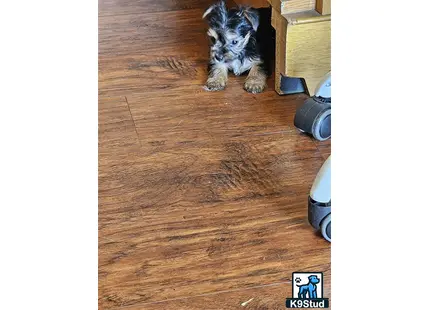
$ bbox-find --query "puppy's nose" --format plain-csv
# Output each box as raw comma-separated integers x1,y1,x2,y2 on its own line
215,54,224,61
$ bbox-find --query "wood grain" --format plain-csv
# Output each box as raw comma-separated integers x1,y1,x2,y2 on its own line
271,7,288,94
315,139,331,160
316,0,331,15
233,0,270,8
99,0,331,309
268,0,316,14
284,12,331,95
119,270,331,310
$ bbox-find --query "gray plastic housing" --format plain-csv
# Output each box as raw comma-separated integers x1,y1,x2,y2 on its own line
308,196,331,230
294,97,331,138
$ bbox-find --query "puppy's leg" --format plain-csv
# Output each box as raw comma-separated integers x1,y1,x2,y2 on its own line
206,63,228,91
244,63,267,94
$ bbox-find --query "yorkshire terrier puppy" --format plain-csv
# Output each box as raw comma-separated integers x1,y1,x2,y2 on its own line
203,1,272,93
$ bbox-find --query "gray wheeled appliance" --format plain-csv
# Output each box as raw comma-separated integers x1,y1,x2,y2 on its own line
308,156,331,242
294,72,331,141
293,73,331,241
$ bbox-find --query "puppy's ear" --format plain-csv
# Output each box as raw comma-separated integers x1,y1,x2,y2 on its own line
203,1,227,25
202,3,216,19
243,7,259,31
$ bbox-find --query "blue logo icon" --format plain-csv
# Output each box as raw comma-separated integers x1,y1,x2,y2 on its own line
286,272,329,308
297,275,320,299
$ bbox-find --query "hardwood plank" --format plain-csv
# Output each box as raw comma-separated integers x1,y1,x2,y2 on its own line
99,135,329,309
234,0,270,8
99,96,141,153
99,0,238,17
98,1,244,57
99,0,331,309
98,56,208,95
100,0,208,17
137,284,294,310
99,135,324,212
99,8,207,57
315,139,331,160
118,274,329,310
125,88,309,143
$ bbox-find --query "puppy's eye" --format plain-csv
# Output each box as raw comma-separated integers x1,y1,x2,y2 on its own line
232,40,238,45
209,37,216,45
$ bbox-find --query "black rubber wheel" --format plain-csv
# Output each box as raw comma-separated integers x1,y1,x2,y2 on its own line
320,214,331,242
312,109,331,141
294,98,331,141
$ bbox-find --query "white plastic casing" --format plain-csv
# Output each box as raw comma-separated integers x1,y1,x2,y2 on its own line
314,72,331,99
310,156,331,203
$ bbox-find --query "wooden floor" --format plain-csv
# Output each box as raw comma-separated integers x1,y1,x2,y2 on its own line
99,0,331,309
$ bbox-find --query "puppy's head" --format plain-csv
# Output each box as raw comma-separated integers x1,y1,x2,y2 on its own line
203,1,259,63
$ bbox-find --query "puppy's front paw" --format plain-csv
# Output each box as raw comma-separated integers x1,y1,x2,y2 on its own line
205,78,226,91
244,77,265,94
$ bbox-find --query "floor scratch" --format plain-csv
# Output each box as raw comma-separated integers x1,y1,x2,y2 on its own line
241,297,254,306
124,95,142,147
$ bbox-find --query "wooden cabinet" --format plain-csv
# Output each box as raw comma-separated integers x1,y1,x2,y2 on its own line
269,0,331,95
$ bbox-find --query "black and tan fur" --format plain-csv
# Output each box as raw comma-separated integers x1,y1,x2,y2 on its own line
203,1,272,93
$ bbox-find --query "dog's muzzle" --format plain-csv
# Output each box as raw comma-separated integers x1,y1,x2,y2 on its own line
214,53,224,61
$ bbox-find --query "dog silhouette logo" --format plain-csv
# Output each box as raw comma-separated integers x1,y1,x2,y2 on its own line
297,275,320,298
286,272,329,308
